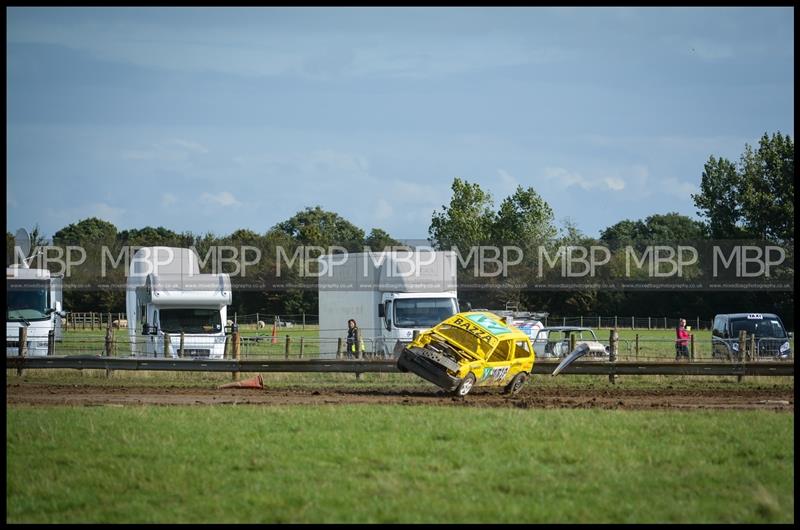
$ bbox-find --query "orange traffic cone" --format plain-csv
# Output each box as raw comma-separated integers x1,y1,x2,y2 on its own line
218,374,264,389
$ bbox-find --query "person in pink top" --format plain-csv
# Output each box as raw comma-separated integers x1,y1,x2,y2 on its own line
676,318,690,360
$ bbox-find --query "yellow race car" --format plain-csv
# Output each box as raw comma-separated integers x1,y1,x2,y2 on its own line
397,311,535,396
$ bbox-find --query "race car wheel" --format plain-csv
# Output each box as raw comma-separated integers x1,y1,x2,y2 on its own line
454,373,476,397
504,372,527,396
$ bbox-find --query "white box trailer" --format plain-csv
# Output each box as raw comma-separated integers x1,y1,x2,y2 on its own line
126,247,231,358
6,265,65,356
319,250,459,357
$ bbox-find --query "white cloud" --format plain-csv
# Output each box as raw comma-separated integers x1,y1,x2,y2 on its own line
121,138,208,162
200,191,240,207
544,167,626,192
373,198,394,221
47,201,126,226
497,169,518,195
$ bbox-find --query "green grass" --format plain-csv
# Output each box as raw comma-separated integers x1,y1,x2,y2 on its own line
6,405,793,523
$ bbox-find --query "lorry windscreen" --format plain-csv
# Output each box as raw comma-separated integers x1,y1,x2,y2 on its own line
7,280,50,321
730,318,787,338
160,308,222,334
394,298,458,328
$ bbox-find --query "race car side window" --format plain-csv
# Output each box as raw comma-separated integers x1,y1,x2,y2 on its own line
514,340,531,359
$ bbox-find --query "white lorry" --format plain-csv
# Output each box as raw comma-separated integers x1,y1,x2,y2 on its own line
126,247,232,358
6,265,65,356
319,250,459,357
7,228,65,357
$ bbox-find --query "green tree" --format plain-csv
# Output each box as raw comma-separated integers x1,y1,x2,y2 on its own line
692,132,794,242
53,217,117,244
117,226,192,247
273,206,365,251
429,178,495,250
692,156,744,239
365,228,400,251
491,185,556,244
739,132,794,242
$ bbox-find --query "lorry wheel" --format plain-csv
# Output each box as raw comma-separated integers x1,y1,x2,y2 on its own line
396,359,408,373
453,373,476,397
504,372,527,396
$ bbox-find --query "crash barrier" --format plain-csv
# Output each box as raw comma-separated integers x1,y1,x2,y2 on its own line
6,356,793,377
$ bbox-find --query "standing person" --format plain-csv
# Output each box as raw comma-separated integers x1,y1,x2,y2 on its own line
676,318,690,360
346,319,361,359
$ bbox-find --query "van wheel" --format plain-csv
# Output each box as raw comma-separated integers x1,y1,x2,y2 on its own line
454,373,476,397
504,372,528,396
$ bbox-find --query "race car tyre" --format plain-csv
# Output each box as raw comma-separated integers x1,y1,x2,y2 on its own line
454,373,476,397
504,372,528,396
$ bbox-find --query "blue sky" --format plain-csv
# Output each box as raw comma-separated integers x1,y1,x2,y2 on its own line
6,7,794,241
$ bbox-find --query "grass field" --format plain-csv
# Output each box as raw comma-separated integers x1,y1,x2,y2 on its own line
6,405,793,523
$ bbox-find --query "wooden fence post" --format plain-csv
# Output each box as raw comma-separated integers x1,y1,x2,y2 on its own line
635,333,639,358
232,330,241,381
569,332,576,354
737,330,746,383
17,327,27,377
337,338,343,359
749,333,756,363
105,324,113,378
164,333,171,359
648,317,651,330
299,337,304,359
355,328,363,380
302,312,306,330
179,331,185,358
609,328,618,384
285,335,291,359
690,333,695,361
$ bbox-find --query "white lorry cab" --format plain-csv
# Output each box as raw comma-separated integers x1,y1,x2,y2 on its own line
319,250,459,357
126,247,232,358
6,265,65,356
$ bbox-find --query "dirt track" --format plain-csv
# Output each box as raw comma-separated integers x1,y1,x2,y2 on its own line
5,383,794,411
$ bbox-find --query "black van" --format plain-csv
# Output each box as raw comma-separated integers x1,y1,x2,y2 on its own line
711,313,792,360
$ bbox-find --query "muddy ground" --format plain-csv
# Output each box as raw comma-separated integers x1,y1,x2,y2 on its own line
5,382,794,411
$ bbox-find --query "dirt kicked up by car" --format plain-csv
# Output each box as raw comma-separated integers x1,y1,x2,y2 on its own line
397,311,535,397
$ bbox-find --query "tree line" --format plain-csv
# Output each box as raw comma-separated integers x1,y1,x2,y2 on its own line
6,132,793,325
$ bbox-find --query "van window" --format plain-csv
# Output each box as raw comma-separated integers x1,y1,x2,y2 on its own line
729,318,786,338
488,339,512,363
712,316,725,338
